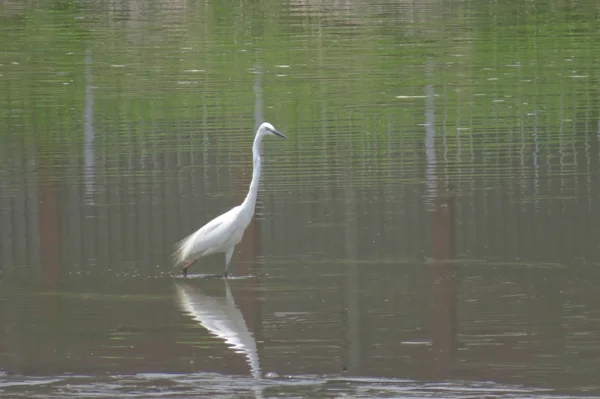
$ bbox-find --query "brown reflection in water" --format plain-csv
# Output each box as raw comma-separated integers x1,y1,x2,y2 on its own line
35,154,63,373
425,63,457,380
428,182,457,380
39,167,61,289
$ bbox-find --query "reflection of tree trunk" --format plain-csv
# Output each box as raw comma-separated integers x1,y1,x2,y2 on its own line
429,183,456,380
425,63,457,380
37,159,62,373
431,187,455,261
344,170,360,374
39,167,61,290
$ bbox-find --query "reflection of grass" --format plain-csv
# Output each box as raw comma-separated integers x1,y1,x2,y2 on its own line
1,0,598,170
0,4,86,140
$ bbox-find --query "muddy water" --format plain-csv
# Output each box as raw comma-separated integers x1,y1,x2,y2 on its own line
2,0,600,397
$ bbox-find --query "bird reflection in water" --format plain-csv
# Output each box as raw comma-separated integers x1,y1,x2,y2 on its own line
174,280,263,396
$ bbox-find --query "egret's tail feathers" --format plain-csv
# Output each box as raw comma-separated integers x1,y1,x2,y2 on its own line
173,231,197,266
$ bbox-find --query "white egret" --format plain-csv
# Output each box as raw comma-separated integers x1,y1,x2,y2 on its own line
174,122,288,278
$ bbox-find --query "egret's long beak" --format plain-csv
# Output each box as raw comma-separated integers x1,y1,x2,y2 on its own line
269,128,288,140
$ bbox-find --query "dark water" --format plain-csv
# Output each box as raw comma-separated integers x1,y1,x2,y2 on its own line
2,0,600,397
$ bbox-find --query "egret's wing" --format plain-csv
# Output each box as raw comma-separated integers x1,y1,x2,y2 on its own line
191,206,241,250
174,206,241,264
195,209,232,237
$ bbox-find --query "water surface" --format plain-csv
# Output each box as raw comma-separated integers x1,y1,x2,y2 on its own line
1,0,600,397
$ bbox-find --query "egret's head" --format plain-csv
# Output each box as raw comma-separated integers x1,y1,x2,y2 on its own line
259,122,288,139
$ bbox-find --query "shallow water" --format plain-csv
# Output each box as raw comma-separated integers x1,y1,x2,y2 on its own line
2,0,600,397
3,373,595,399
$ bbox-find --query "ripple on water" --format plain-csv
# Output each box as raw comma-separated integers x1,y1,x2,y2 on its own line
1,373,595,399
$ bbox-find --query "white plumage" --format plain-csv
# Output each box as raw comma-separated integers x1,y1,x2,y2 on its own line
174,122,288,278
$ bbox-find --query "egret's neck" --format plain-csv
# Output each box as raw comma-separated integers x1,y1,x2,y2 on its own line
242,133,263,211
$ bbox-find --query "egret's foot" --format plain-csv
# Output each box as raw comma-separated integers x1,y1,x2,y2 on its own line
181,259,197,278
221,271,229,279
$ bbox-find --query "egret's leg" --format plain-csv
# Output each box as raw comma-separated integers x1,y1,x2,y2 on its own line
223,247,234,279
182,259,197,278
